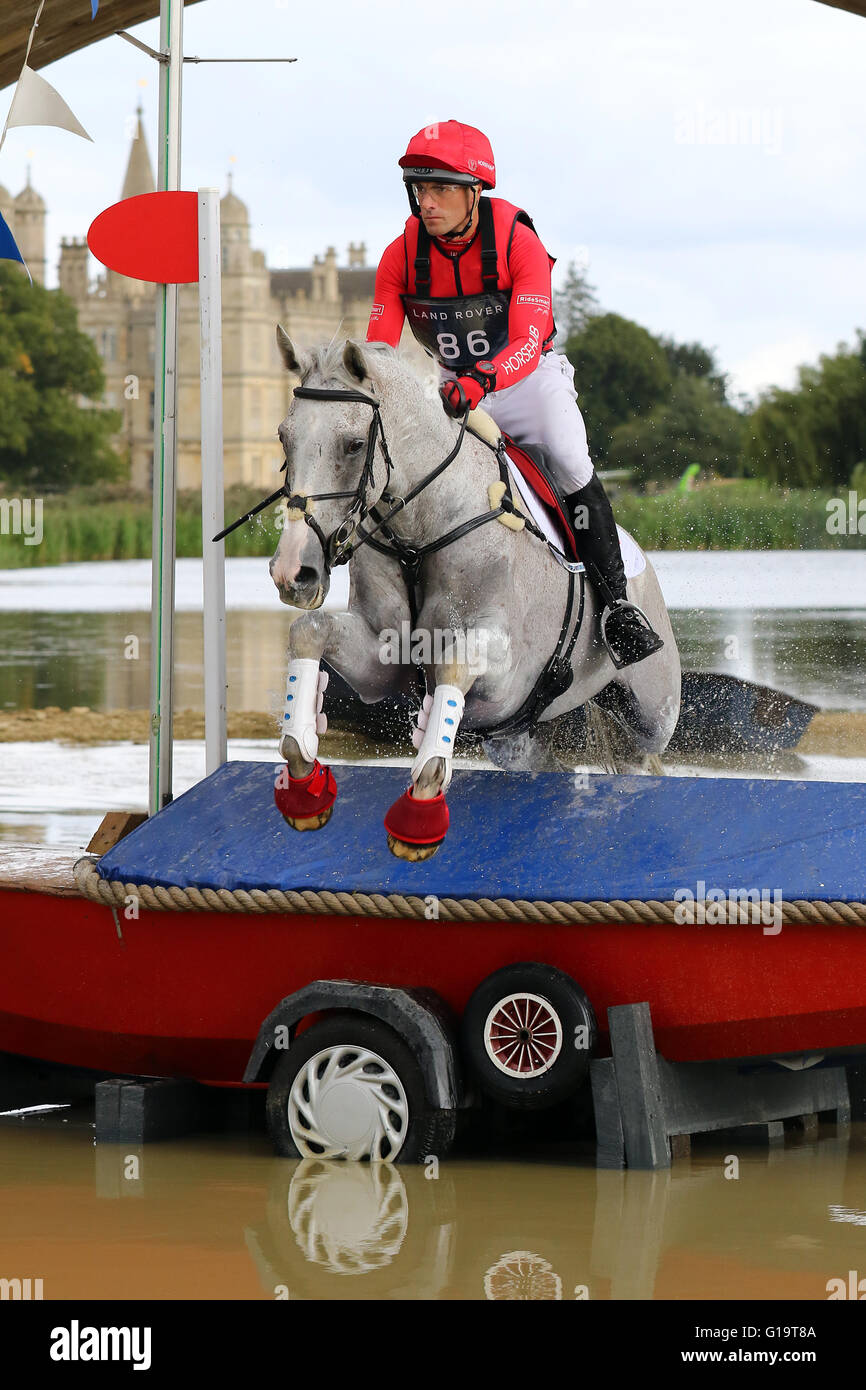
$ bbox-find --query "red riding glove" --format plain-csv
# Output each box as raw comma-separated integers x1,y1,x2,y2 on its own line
440,374,487,417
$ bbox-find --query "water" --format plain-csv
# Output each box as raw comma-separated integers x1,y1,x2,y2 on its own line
0,553,864,714
0,554,864,1303
1,1110,864,1300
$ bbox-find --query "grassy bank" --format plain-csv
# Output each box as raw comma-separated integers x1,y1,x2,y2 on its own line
612,480,861,550
0,480,860,567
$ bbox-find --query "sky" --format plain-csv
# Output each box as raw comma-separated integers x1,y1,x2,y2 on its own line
1,0,864,402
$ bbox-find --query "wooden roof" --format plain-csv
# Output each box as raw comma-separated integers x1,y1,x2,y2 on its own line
816,0,866,14
1,1,206,94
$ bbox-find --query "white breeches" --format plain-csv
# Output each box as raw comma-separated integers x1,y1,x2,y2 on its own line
442,351,595,491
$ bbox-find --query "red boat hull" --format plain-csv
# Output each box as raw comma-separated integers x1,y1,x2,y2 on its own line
3,886,866,1082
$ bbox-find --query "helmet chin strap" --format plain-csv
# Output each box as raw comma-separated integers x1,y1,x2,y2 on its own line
439,186,479,241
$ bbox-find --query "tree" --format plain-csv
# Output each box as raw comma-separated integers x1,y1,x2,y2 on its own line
657,334,729,403
744,333,866,488
0,262,124,490
553,260,599,341
607,375,745,486
564,313,672,464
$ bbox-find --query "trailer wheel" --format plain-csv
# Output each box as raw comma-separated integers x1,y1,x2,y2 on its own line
461,963,597,1110
266,1011,456,1163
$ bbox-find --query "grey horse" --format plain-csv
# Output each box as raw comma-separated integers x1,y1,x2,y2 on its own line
269,333,680,859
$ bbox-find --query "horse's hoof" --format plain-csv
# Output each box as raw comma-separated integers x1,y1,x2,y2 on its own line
386,832,443,862
274,759,337,830
384,786,449,860
285,804,334,833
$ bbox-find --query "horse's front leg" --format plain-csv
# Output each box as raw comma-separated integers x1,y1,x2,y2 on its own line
276,608,402,831
385,612,510,861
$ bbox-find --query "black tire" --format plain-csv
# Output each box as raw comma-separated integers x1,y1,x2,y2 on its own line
266,1011,456,1164
460,963,598,1110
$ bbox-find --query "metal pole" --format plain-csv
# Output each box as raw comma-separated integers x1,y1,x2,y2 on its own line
198,188,227,774
148,0,183,814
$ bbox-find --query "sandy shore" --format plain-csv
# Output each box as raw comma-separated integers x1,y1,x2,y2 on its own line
1,706,865,757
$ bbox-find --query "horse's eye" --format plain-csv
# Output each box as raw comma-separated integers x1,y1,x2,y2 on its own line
345,437,365,456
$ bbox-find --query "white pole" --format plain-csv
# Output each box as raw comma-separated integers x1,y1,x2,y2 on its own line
148,0,184,814
198,188,227,774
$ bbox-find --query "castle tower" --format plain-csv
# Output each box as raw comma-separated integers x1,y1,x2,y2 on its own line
111,101,157,303
58,236,89,300
121,101,156,201
13,167,47,285
220,170,253,274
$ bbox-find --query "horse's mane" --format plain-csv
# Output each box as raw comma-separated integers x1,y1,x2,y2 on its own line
301,339,439,401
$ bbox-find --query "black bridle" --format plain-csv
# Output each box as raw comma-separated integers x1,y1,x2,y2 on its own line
213,386,396,567
214,384,477,588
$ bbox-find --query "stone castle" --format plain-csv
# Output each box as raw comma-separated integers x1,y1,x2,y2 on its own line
0,105,423,492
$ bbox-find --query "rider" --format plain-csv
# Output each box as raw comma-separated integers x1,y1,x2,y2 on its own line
365,120,664,668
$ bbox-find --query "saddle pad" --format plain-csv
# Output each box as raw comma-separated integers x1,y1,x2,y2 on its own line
504,443,646,580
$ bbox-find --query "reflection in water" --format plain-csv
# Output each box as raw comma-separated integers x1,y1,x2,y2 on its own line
284,1161,408,1275
483,1251,563,1300
1,1111,864,1301
1,608,864,715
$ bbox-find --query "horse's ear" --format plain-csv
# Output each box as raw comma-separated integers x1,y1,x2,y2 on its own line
342,339,369,385
276,325,307,376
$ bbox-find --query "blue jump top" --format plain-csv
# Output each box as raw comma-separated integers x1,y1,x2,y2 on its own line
95,762,866,903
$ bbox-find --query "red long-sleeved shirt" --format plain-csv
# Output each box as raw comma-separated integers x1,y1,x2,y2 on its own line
366,198,556,389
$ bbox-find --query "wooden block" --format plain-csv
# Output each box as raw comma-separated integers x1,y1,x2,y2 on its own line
608,1002,670,1170
591,1057,625,1168
87,811,147,856
670,1132,691,1159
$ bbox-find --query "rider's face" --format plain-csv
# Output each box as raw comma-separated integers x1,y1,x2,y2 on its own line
414,181,479,236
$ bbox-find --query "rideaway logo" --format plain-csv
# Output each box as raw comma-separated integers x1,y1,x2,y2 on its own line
49,1321,152,1371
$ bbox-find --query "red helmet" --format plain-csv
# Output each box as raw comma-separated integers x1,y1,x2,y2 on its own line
399,120,496,190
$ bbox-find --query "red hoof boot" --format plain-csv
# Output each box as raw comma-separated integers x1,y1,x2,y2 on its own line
274,760,337,831
384,785,449,862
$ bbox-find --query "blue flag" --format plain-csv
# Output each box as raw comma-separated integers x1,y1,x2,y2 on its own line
0,210,33,284
91,1,98,16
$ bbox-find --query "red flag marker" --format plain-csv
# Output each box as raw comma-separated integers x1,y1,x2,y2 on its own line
88,191,199,284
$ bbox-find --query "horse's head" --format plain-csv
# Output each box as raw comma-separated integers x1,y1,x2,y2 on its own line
270,330,395,609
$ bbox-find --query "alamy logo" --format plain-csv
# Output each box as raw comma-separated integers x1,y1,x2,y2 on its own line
827,1270,866,1299
674,881,783,934
49,1321,152,1371
0,497,43,546
1,1277,43,1299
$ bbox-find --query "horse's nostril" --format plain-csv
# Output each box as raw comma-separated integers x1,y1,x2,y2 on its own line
296,566,318,588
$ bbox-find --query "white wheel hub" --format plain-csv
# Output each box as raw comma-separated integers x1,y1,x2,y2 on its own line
483,992,563,1077
288,1044,410,1161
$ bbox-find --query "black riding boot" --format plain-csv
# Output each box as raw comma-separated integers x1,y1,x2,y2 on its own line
564,474,664,668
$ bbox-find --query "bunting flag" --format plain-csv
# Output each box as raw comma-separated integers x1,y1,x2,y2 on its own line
0,67,93,152
0,1,93,155
0,209,33,285
92,1,99,15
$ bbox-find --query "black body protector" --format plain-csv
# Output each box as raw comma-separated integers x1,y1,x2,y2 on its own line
401,197,554,377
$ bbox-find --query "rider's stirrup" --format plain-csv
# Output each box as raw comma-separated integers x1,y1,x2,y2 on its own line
600,601,665,670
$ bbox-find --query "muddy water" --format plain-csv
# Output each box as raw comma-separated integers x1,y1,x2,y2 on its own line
1,1110,865,1301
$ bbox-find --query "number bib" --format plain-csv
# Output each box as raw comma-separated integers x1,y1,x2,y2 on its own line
401,290,512,373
